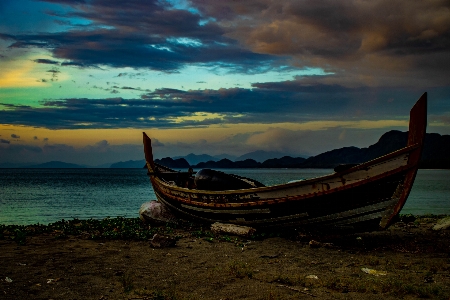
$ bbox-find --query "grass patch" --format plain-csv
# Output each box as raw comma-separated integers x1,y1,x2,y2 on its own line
382,278,446,298
0,217,179,244
322,275,449,298
119,272,134,293
12,228,27,245
133,281,188,300
227,261,253,279
271,274,296,286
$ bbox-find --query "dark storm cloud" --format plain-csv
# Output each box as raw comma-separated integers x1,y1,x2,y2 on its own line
3,28,278,73
192,0,450,86
33,58,60,64
0,81,441,129
193,0,450,56
0,0,282,73
2,0,447,83
0,0,448,131
60,61,86,67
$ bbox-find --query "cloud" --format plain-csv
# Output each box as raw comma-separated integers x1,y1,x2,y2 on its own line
5,30,279,73
242,127,382,156
60,61,86,67
191,0,450,87
0,0,448,143
0,139,148,165
1,0,448,87
150,138,164,147
0,144,44,164
1,139,97,164
33,58,59,64
1,0,283,74
11,134,20,139
194,1,450,57
142,126,393,158
0,82,445,129
0,139,10,144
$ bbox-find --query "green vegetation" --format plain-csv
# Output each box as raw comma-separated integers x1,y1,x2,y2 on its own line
0,217,180,245
1,213,449,246
0,217,251,246
119,272,135,293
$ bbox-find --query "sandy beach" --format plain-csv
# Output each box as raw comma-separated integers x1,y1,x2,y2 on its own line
1,216,450,299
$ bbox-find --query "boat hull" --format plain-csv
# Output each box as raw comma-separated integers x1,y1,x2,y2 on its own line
154,173,406,230
150,148,412,230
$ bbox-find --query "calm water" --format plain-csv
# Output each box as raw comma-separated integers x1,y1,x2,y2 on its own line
0,168,449,225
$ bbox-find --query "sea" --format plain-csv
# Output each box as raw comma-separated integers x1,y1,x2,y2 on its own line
1,168,449,225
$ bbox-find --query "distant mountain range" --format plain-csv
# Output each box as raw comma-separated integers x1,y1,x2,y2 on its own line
109,150,301,169
111,130,450,169
172,150,297,165
1,130,449,169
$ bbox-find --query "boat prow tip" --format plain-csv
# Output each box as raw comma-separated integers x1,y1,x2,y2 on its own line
143,132,155,171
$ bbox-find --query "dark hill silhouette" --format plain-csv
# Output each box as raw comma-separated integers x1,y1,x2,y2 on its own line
232,159,260,168
133,131,450,169
237,150,298,162
301,131,450,169
363,130,408,161
421,132,450,168
261,156,306,168
301,146,362,168
154,157,190,169
187,131,450,169
4,131,447,169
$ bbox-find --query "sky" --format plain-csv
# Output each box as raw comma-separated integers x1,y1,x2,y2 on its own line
0,0,449,166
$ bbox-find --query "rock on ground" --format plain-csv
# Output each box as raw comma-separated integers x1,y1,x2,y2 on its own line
150,233,176,248
139,201,177,225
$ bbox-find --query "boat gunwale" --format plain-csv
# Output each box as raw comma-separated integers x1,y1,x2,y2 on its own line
151,162,411,208
147,142,419,196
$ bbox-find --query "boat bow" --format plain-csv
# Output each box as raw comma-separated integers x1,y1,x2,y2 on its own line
379,92,427,228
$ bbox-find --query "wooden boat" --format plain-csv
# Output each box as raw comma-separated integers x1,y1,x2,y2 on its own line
143,93,427,231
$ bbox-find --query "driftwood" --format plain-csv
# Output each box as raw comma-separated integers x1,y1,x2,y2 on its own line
210,222,256,237
432,216,450,230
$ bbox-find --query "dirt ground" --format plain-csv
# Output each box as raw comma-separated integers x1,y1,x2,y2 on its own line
1,217,450,300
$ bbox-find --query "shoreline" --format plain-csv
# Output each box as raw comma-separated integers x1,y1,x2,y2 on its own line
1,213,449,243
1,215,450,299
